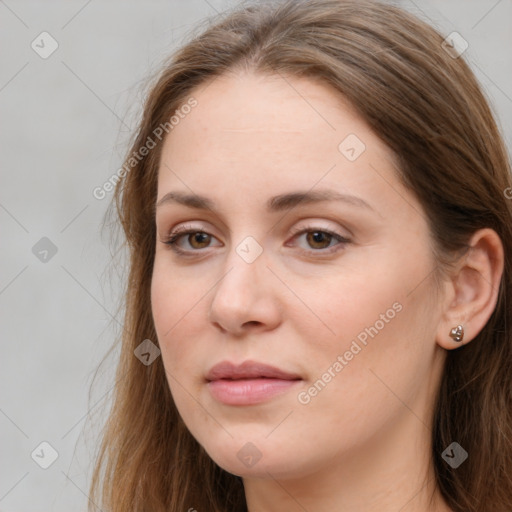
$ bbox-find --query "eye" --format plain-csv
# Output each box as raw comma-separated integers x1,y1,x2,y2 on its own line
287,225,351,254
160,223,351,256
161,224,222,254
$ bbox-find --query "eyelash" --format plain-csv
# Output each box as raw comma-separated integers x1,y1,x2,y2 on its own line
161,223,351,257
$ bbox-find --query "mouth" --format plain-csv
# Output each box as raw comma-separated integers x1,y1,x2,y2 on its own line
205,360,302,406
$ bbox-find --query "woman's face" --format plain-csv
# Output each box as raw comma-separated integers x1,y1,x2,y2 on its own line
151,71,447,479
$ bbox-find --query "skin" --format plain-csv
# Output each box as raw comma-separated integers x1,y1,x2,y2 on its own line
151,71,503,512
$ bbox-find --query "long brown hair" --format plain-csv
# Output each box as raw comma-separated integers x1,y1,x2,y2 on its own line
89,1,512,510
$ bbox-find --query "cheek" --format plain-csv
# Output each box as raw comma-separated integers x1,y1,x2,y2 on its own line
151,266,209,424
290,294,435,457
150,258,205,370
295,247,438,399
292,262,407,357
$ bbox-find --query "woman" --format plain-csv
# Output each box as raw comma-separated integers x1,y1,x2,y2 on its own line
90,0,512,510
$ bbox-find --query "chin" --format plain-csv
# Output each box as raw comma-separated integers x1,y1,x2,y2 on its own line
200,437,320,480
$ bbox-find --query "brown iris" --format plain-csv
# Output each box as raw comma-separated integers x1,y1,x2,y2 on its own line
306,231,333,249
188,232,211,249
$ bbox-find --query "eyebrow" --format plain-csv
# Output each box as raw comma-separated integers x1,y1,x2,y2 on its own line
156,189,375,213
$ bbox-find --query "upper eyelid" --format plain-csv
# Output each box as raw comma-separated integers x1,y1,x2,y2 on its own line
166,224,347,239
165,218,350,235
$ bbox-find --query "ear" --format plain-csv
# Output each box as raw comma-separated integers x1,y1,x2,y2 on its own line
436,228,504,350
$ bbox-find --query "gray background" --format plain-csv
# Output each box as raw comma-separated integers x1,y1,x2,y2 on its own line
1,0,511,510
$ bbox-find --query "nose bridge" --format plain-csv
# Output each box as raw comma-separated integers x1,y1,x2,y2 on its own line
214,236,267,303
208,235,280,333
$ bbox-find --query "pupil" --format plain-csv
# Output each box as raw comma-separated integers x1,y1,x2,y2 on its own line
192,233,209,247
308,231,331,248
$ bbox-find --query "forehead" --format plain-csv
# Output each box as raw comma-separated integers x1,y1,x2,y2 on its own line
163,72,392,171
163,71,372,151
156,71,416,222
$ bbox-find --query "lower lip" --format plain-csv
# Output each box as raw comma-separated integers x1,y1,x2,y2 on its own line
207,378,301,405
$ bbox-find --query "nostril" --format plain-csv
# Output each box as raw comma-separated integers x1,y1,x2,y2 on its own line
243,321,262,327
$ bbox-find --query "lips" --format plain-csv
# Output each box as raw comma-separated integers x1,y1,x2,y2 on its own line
205,360,302,405
205,360,301,382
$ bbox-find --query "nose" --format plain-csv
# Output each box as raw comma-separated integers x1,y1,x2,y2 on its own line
208,249,282,336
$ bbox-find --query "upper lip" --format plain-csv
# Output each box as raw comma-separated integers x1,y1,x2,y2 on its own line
206,360,302,381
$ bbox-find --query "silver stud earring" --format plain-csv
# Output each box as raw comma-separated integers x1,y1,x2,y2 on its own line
449,325,464,342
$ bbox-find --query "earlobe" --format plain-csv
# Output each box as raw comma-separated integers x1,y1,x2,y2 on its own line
436,228,504,350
